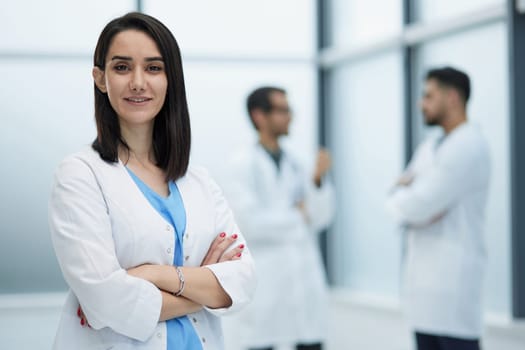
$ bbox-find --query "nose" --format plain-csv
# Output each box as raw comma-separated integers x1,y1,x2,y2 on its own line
130,69,145,92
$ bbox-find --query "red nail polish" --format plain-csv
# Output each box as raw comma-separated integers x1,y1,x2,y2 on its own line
239,244,244,249
77,307,81,317
80,319,85,326
232,234,238,239
219,232,226,238
236,253,242,257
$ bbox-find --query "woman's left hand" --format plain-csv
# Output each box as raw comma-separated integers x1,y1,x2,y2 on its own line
200,232,244,266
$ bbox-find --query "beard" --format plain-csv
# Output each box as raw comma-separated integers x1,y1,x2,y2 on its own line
423,109,445,126
425,117,441,126
270,125,289,137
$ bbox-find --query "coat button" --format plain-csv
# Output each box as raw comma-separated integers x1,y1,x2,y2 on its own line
167,248,172,254
192,317,197,323
157,332,162,338
185,256,189,261
202,337,206,343
166,225,171,231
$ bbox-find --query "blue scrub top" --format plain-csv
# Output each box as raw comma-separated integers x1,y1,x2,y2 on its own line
127,168,203,350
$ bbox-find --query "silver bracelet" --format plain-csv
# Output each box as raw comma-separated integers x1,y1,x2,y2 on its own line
174,266,185,297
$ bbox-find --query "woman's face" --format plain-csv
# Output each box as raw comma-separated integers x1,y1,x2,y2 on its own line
93,29,168,129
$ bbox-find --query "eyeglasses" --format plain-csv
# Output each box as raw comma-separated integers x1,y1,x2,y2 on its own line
269,105,292,115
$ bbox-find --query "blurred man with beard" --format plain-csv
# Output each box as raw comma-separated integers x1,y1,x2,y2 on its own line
386,67,490,350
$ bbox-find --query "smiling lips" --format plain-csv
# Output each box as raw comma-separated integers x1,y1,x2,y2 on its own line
124,96,152,104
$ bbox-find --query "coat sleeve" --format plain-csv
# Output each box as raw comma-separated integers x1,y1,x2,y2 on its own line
48,156,161,341
201,171,257,316
385,134,489,226
304,177,336,233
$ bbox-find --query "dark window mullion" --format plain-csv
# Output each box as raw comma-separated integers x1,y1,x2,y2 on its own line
403,0,414,164
317,0,332,283
509,0,525,319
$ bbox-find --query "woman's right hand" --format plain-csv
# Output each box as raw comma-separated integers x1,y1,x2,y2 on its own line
77,305,90,328
200,232,244,266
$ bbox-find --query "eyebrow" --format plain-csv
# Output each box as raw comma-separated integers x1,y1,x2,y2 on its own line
111,55,164,62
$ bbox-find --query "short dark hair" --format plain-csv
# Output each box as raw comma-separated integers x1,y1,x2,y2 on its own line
426,66,471,104
91,12,191,181
246,86,286,130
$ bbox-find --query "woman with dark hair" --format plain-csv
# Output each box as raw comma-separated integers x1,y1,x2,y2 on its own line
49,12,256,350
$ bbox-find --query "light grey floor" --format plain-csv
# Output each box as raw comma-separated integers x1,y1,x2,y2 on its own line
0,307,60,349
326,295,525,350
1,292,524,349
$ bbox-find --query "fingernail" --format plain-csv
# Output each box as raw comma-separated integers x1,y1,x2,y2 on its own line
219,232,226,238
239,244,244,249
77,307,81,317
80,319,85,326
236,253,242,257
232,234,238,239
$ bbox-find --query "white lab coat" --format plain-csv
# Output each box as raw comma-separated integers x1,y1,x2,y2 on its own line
222,143,335,348
386,123,490,338
48,146,256,350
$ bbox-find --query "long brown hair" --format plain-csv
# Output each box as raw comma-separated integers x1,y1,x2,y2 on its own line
92,12,191,181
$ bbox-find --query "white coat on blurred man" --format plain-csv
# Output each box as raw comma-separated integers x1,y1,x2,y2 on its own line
386,67,490,350
222,87,335,350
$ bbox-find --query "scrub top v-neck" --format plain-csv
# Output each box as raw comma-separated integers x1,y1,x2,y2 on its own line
126,168,203,350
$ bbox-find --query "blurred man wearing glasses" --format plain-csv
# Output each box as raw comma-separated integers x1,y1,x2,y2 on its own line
223,87,335,350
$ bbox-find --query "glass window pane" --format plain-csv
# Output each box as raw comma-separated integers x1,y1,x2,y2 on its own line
0,0,135,53
327,51,405,299
414,0,504,23
414,22,510,316
183,62,318,182
328,0,403,48
143,0,316,57
0,60,95,293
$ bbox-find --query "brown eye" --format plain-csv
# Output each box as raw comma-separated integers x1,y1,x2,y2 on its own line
114,64,129,72
147,65,163,72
